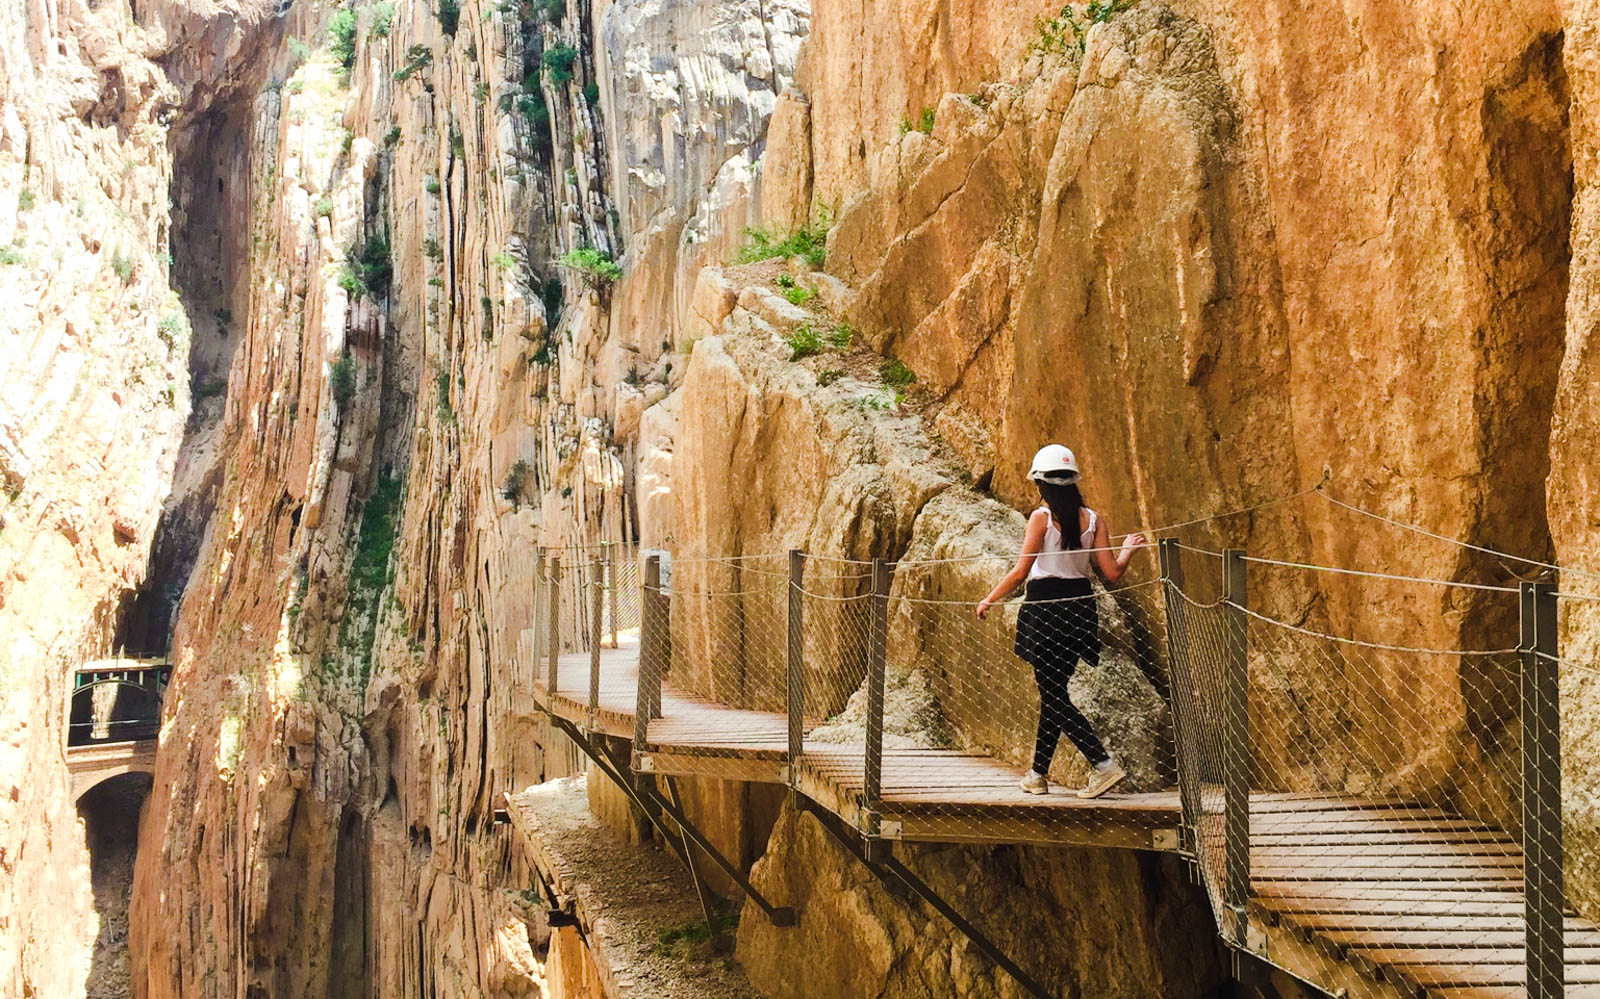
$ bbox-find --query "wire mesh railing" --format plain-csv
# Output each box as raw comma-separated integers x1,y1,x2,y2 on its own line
520,532,1588,997
1163,543,1575,998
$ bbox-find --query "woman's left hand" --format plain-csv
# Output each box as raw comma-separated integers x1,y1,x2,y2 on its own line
975,599,993,620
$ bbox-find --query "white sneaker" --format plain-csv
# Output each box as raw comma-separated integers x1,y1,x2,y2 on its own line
1077,762,1126,799
1019,770,1049,795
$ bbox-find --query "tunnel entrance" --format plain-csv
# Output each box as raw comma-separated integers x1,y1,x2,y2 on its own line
78,772,153,999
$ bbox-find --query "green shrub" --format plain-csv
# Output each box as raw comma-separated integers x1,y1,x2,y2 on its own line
370,0,395,36
435,370,455,423
288,36,312,60
394,44,432,81
111,248,136,284
783,285,815,306
436,0,460,34
1032,0,1131,56
330,352,358,404
655,909,739,961
583,81,599,105
0,246,23,266
817,368,842,387
424,176,442,195
916,106,936,133
339,473,404,686
473,82,491,102
328,7,358,70
880,358,916,387
193,377,228,400
422,237,442,258
384,125,402,145
541,45,578,85
17,189,34,212
342,234,392,299
824,323,854,349
783,324,822,360
775,274,795,288
737,217,829,268
501,459,531,507
491,250,517,270
516,88,550,130
557,246,621,283
314,197,334,218
156,311,188,348
536,0,563,19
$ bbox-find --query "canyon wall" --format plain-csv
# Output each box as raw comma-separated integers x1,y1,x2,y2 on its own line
1,0,198,988
7,0,1600,996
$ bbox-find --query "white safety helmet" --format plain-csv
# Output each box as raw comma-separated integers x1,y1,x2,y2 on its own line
1028,444,1081,485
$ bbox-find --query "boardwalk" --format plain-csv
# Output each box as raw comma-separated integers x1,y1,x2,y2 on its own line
526,635,1600,999
532,639,1181,852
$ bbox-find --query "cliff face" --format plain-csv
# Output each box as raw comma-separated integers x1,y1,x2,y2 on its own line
1,0,211,988
8,0,1600,996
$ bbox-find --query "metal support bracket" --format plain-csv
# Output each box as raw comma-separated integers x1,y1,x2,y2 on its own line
793,794,1052,999
552,716,796,927
1150,827,1181,852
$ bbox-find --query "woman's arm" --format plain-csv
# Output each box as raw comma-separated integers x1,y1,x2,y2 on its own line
976,510,1049,618
1093,516,1146,584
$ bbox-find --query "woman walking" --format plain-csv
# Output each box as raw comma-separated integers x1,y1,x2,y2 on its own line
977,445,1145,798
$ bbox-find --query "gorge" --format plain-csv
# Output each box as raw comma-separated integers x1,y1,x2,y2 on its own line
3,0,1600,996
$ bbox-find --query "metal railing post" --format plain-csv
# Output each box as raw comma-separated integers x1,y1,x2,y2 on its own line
1159,539,1202,859
864,557,891,860
1222,548,1250,947
635,556,666,771
787,550,805,784
531,546,546,690
1521,579,1563,999
546,555,562,700
588,560,603,730
607,542,620,649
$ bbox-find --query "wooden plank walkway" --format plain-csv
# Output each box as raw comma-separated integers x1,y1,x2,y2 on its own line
524,638,1600,999
530,638,1181,851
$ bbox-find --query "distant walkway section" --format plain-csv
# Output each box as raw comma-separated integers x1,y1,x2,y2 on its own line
66,660,168,799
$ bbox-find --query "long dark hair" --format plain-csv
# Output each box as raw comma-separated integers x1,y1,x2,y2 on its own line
1036,481,1085,550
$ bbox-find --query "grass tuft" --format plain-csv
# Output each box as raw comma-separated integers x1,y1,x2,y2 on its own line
737,213,830,268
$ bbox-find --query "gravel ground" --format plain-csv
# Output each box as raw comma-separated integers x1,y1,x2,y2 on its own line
508,776,766,999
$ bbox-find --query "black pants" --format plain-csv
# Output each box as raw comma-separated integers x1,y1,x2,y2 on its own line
1015,577,1110,772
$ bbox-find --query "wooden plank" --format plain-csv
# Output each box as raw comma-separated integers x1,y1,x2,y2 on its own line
1253,873,1524,887
1253,883,1529,902
895,811,1176,852
1431,987,1600,999
1278,913,1597,935
638,751,785,784
1379,961,1600,986
1256,896,1530,917
1344,934,1600,954
1253,815,1501,834
1252,842,1521,859
1248,796,1426,813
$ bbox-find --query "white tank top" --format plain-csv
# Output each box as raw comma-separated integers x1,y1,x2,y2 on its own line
1028,507,1096,580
